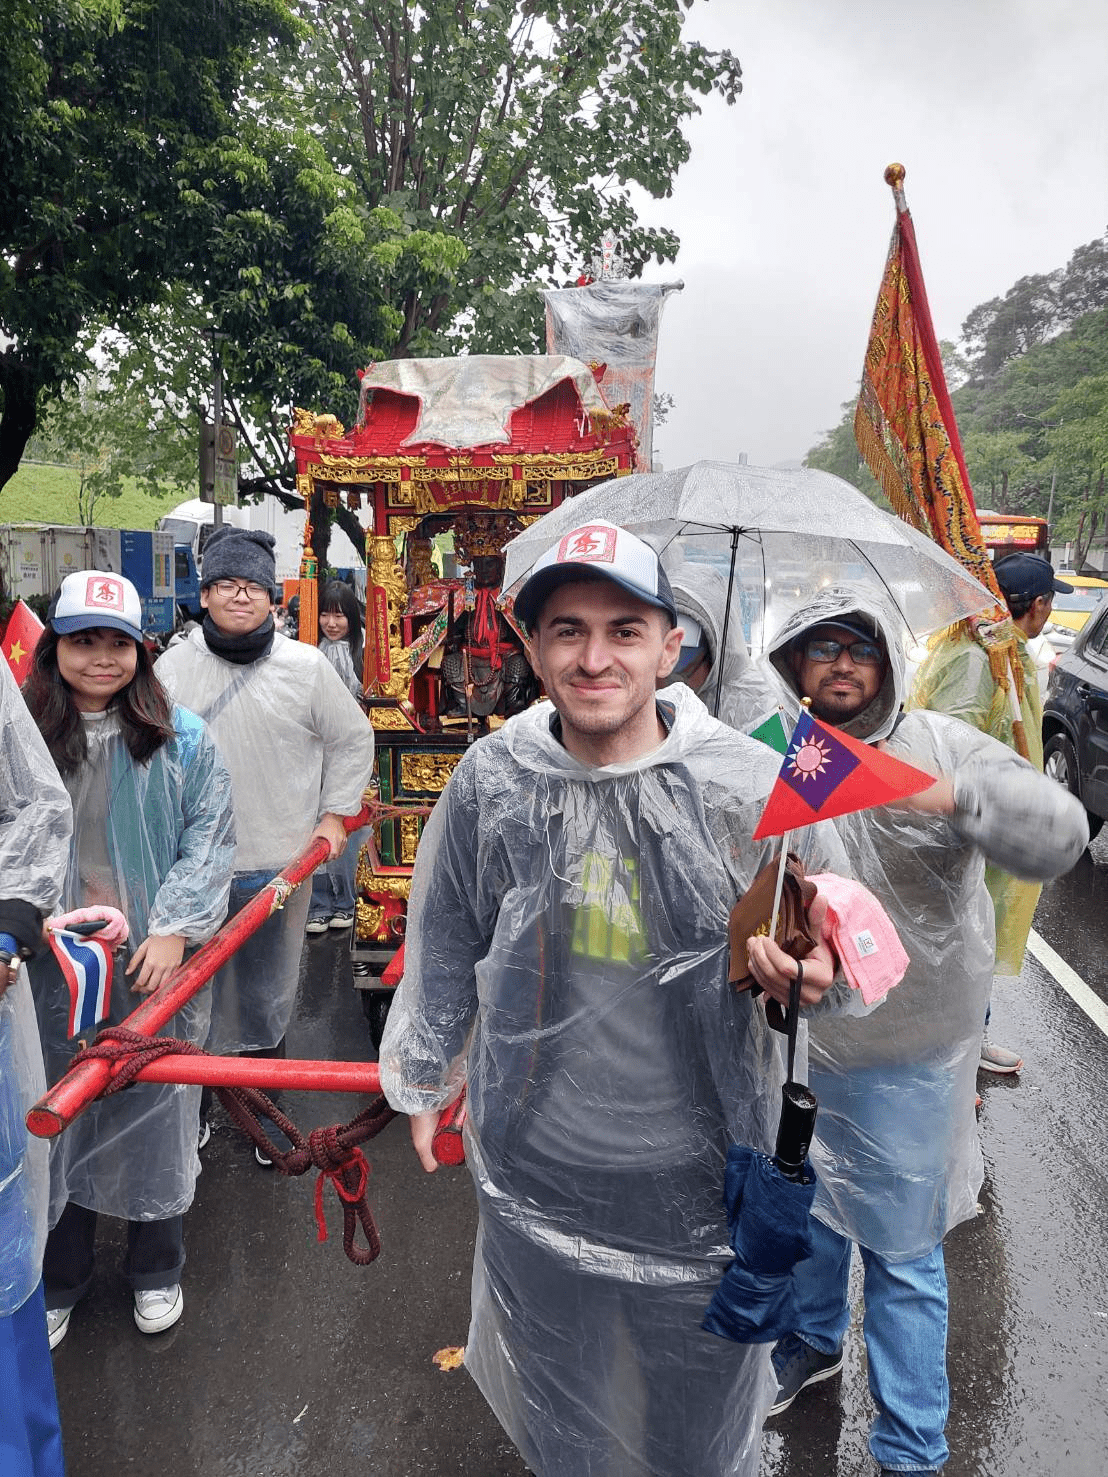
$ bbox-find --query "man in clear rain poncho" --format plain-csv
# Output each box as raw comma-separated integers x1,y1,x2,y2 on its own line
727,587,1087,1477
157,528,375,1157
379,521,858,1477
0,660,72,1477
908,551,1073,1077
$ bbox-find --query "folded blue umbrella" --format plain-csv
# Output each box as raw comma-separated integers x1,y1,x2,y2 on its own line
702,1142,818,1344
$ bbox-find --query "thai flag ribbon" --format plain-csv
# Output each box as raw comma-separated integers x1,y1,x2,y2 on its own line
50,929,114,1039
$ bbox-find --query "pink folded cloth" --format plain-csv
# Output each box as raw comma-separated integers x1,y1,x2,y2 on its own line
47,906,130,949
806,873,908,1005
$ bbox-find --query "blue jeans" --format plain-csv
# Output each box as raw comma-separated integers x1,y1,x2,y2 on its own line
790,1216,949,1472
307,828,364,922
0,1282,65,1477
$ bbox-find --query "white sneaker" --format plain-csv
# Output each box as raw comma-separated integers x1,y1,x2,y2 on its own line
47,1305,72,1350
980,1040,1023,1074
328,911,354,930
305,916,331,935
133,1285,184,1334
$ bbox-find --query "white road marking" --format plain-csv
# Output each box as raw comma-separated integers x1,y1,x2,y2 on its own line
1027,929,1108,1037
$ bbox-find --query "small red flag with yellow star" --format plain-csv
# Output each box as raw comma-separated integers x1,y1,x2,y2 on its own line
752,708,935,840
3,600,44,683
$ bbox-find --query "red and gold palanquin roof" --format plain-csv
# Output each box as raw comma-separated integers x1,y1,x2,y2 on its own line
290,355,636,533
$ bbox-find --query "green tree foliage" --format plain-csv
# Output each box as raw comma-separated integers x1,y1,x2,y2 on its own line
266,1,741,358
180,0,741,501
23,1,741,569
27,367,196,523
0,0,306,490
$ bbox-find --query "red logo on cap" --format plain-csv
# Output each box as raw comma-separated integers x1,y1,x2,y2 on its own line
557,525,617,565
85,576,125,612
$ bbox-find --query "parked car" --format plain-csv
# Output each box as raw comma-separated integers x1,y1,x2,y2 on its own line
1042,594,1108,843
1042,573,1108,653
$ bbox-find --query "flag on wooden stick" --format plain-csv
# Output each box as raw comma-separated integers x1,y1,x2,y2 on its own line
752,707,935,841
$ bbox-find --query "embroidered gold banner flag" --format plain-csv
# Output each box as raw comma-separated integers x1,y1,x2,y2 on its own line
854,163,1027,747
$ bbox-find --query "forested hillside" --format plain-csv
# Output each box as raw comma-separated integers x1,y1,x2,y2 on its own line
806,231,1108,567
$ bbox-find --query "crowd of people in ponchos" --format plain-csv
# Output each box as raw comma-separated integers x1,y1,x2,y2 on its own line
0,518,1087,1477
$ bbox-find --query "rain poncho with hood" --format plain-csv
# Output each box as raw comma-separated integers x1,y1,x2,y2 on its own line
908,623,1043,975
379,684,849,1477
0,665,72,1316
662,555,752,725
29,705,235,1224
729,588,1088,1259
157,628,374,1051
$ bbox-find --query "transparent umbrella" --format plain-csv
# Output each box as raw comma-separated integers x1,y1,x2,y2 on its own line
502,461,996,706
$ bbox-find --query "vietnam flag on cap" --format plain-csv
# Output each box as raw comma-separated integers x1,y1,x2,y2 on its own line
752,707,936,840
3,600,44,683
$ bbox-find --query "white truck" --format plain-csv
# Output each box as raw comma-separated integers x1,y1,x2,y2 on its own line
0,524,197,637
158,497,365,589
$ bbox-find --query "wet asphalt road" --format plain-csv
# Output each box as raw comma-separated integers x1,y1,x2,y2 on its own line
50,832,1108,1477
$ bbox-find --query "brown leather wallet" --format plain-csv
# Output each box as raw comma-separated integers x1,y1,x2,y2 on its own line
728,851,818,989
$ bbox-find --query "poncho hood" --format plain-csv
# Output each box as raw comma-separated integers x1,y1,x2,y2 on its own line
762,585,907,743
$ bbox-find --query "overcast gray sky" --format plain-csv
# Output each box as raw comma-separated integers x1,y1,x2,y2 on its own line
634,0,1108,470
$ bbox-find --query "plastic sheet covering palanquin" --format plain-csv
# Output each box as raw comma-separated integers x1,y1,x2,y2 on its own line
356,354,613,449
727,586,1088,1260
0,664,72,1314
29,706,235,1224
908,623,1044,976
379,684,850,1477
544,281,681,469
157,629,374,1052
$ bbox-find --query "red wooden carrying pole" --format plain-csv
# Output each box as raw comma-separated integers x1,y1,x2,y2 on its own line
27,807,371,1139
90,1056,382,1093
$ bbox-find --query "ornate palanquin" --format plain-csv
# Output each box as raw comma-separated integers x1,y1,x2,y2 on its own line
288,355,637,975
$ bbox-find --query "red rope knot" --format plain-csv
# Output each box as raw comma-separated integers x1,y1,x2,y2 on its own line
306,1123,375,1259
71,1027,204,1095
69,1029,399,1268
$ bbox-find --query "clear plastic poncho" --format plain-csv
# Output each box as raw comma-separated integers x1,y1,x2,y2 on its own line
380,684,848,1477
29,705,235,1224
0,665,72,1315
908,624,1044,975
729,588,1088,1259
157,629,374,1051
662,554,752,724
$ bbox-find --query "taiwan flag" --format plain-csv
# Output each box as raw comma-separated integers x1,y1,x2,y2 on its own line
3,601,44,683
50,928,114,1038
753,707,936,841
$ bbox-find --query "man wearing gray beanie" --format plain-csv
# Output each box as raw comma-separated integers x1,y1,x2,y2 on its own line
157,526,375,1163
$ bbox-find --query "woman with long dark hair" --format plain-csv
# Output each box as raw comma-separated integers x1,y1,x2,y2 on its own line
317,579,364,696
307,581,366,934
23,572,235,1347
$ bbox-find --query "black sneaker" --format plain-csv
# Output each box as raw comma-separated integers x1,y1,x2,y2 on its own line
767,1334,844,1415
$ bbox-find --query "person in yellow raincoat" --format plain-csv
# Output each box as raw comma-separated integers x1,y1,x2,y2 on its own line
908,552,1073,1072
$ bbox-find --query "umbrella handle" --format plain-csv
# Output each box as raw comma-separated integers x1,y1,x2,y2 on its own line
785,959,802,1083
773,1081,818,1182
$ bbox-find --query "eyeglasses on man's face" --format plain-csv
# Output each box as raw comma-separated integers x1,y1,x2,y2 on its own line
802,637,883,667
210,580,271,601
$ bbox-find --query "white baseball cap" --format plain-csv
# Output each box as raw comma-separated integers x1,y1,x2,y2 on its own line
513,521,678,631
49,571,144,642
